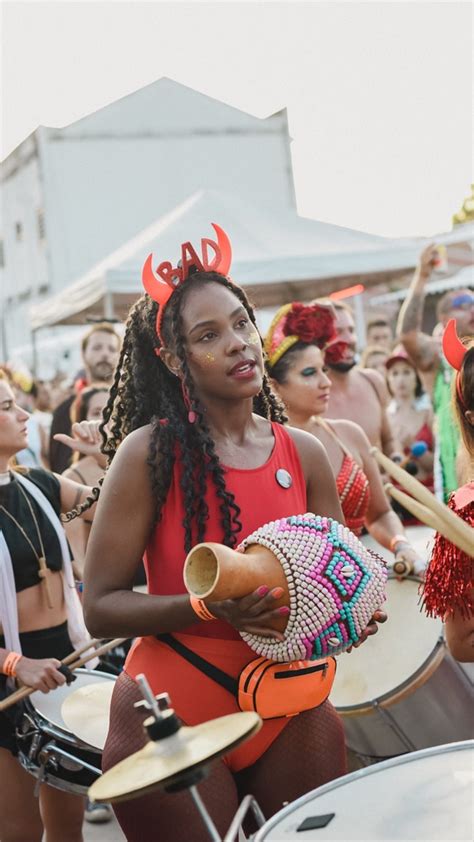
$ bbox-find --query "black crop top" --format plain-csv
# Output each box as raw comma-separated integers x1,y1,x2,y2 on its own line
0,469,63,593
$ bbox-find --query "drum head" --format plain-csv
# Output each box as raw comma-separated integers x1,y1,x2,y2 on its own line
254,742,474,841
61,679,115,750
30,669,115,738
330,575,442,709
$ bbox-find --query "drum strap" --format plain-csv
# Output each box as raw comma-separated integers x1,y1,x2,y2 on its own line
157,633,239,697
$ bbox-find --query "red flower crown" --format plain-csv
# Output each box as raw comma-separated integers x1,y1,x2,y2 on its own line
265,302,345,367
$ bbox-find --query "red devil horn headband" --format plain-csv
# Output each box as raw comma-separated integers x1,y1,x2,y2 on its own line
443,318,468,410
442,318,467,371
142,223,233,343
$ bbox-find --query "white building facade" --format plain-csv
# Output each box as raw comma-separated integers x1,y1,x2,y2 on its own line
1,78,294,373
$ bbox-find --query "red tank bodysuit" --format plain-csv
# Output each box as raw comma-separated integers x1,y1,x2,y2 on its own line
125,422,308,770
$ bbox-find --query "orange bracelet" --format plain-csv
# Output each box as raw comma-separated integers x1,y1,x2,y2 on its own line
2,652,22,677
190,596,216,622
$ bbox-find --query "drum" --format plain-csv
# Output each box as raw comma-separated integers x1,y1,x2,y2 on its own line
360,524,434,570
254,741,474,840
16,669,115,795
330,569,474,758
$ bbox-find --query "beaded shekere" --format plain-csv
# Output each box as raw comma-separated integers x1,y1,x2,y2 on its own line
239,513,388,662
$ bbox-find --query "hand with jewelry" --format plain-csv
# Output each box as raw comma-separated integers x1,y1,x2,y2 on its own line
54,421,106,466
393,543,425,579
209,586,288,641
15,656,67,694
348,609,388,651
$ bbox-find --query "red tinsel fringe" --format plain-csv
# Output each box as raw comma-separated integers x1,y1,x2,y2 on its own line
422,496,474,619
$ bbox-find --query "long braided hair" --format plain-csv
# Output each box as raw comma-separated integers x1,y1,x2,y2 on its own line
67,271,286,552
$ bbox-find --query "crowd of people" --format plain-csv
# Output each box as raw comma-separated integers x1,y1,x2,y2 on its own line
0,233,472,842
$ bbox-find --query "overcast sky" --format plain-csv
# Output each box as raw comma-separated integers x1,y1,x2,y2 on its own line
1,1,473,238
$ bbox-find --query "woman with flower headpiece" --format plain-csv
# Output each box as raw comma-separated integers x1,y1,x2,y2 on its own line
422,321,474,662
265,301,424,576
80,225,386,841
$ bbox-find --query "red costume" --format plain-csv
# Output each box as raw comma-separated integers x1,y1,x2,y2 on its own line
124,422,309,771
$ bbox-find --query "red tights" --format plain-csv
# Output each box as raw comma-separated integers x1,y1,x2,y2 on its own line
103,672,347,842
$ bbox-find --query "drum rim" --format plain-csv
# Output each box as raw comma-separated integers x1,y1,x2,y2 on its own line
17,751,96,796
23,669,115,744
253,740,474,841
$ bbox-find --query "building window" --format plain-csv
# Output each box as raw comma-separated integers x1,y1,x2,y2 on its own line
15,222,23,241
37,209,46,241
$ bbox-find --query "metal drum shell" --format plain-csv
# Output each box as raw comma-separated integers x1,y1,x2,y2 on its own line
330,557,474,758
15,669,114,796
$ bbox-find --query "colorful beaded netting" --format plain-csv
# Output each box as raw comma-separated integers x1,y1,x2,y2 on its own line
239,513,388,662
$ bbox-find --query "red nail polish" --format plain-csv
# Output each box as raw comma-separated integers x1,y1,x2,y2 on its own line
257,585,269,597
272,587,284,598
278,606,290,615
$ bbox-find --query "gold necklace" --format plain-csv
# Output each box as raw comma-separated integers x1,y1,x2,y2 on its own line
0,482,55,608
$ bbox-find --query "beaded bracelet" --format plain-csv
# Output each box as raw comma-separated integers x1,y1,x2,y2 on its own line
190,596,216,622
2,651,22,677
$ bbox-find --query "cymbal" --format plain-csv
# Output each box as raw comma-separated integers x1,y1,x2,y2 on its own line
89,711,261,803
61,681,115,751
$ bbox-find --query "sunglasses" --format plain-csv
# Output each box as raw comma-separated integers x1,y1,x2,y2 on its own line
451,293,474,310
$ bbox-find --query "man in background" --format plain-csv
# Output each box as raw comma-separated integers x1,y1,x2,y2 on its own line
49,322,121,472
397,243,474,498
323,301,399,457
366,317,394,350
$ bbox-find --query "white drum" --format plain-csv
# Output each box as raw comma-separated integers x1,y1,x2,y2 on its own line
16,669,115,795
330,567,474,758
254,741,474,841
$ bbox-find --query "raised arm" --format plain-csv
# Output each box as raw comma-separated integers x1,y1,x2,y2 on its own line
396,244,441,372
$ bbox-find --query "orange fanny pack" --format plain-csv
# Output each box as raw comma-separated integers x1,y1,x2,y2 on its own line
158,634,336,720
238,656,336,719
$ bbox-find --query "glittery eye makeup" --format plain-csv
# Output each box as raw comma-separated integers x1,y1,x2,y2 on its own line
301,367,316,377
247,332,261,346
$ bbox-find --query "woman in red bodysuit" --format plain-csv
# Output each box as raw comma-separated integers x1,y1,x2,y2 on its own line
265,302,424,574
81,228,385,841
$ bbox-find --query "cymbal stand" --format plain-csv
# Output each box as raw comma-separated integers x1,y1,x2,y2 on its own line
135,675,266,842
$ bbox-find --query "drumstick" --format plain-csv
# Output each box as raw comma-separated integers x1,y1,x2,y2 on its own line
0,637,127,712
62,638,102,666
384,483,473,556
372,448,474,550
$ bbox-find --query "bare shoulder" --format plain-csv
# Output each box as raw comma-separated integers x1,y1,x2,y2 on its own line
103,425,153,483
330,419,371,461
358,367,389,404
285,424,328,464
331,418,370,446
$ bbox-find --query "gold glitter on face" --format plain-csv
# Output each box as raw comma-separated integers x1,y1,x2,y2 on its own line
204,352,216,365
248,332,261,346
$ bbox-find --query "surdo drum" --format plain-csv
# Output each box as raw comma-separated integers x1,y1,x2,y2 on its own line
16,669,115,795
254,741,474,841
330,527,474,759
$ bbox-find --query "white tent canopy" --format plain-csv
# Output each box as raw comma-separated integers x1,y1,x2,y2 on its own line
30,191,474,330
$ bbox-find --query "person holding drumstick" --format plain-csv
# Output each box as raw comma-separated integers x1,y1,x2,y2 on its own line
265,301,425,577
423,322,474,662
0,370,105,842
81,226,386,842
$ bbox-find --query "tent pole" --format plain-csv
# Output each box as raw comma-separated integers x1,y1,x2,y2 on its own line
31,329,38,377
103,291,115,321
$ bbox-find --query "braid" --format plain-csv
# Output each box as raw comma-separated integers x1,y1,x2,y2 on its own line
68,270,284,552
